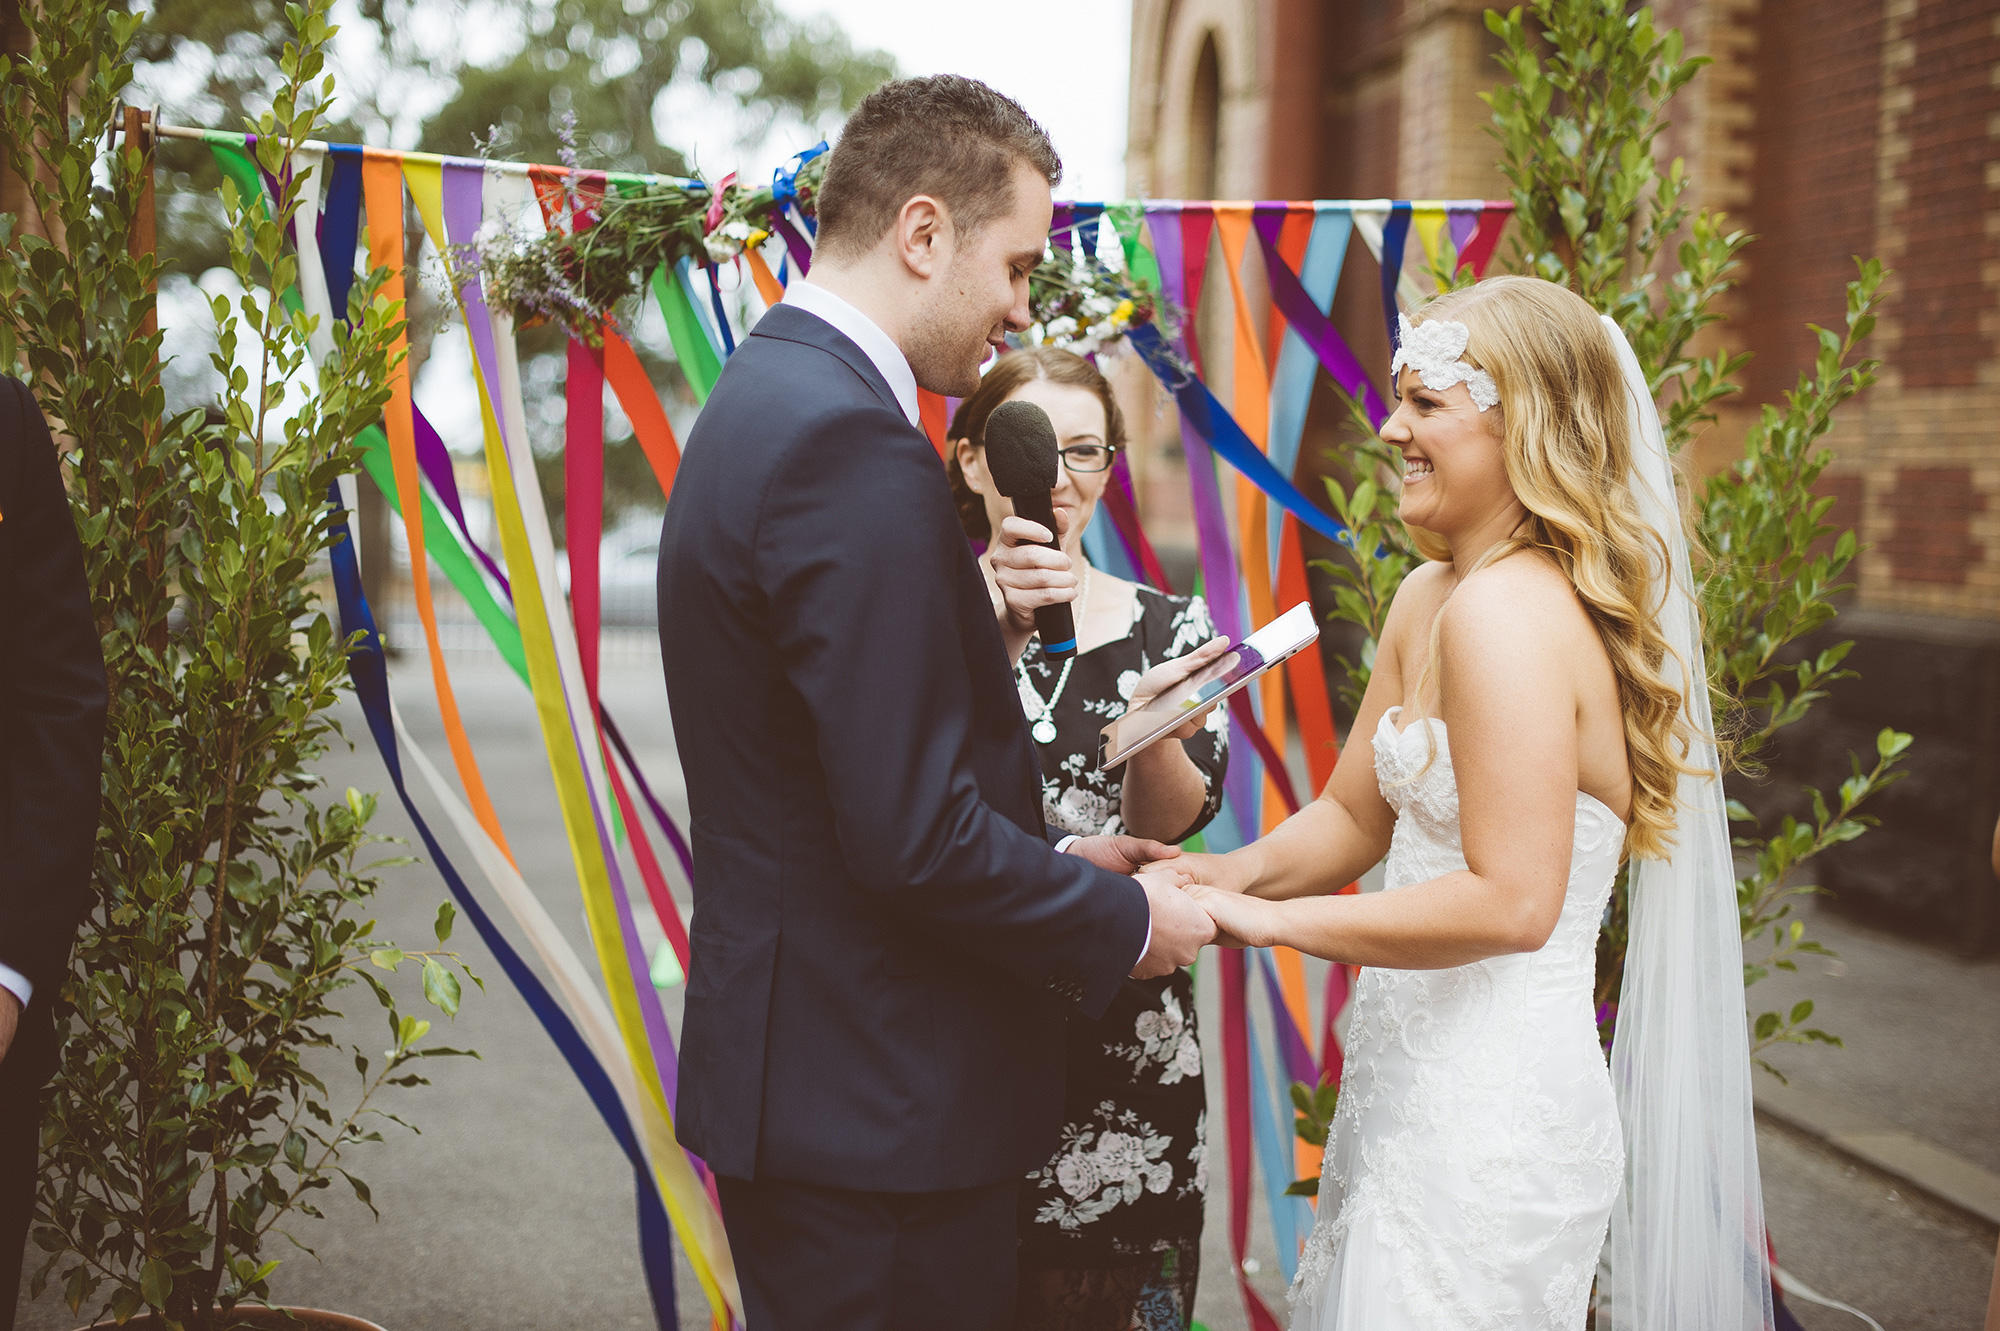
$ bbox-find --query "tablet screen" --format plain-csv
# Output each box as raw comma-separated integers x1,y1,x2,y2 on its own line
1097,602,1319,770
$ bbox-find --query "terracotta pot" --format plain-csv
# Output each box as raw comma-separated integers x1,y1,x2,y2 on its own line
83,1308,385,1331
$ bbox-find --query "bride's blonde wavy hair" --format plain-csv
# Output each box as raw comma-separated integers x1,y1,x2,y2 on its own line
1398,275,1703,861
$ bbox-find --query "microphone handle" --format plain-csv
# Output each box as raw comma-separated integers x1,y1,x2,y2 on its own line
1009,490,1077,659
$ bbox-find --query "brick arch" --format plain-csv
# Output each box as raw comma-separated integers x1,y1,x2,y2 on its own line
1127,0,1263,199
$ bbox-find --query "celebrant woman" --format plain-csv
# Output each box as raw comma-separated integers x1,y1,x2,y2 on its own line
1170,277,1772,1331
951,347,1230,1330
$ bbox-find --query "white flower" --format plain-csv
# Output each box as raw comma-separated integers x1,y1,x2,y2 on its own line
1175,1035,1203,1079
720,219,752,240
1146,1162,1174,1194
1045,315,1078,339
1117,670,1141,701
1093,1131,1145,1181
702,232,740,263
1086,320,1116,342
1081,294,1115,318
1055,1152,1100,1199
1135,1010,1165,1044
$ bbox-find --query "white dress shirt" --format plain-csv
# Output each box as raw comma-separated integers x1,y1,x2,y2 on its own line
782,279,922,429
0,966,30,1010
778,279,1154,974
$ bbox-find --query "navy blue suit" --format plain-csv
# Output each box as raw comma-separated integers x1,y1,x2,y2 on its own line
0,379,107,1328
658,305,1148,1328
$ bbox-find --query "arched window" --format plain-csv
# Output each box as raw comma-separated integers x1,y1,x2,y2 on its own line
1187,32,1220,200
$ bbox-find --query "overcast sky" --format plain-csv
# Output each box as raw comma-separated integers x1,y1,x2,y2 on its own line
764,0,1132,202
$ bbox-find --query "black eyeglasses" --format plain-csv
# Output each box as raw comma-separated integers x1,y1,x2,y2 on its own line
1058,444,1118,474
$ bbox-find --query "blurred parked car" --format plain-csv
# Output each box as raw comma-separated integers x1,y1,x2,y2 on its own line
559,515,662,627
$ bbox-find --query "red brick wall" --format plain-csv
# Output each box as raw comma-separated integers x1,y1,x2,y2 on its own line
1742,0,1883,407
1877,466,1989,585
1810,470,1867,564
1892,0,2000,388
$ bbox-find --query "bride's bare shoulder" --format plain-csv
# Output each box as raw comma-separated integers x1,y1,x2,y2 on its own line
1443,553,1593,651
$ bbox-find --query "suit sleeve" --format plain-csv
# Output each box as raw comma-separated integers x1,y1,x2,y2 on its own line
755,404,1148,1017
0,379,108,1002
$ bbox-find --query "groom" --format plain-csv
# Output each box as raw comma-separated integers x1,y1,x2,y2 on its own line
656,76,1214,1330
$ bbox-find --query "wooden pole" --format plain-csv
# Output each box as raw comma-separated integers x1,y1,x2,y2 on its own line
123,106,156,339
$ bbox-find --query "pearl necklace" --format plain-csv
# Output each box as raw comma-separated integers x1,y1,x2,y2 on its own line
1018,564,1089,746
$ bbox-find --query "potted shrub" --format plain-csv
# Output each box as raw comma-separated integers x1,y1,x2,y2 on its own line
0,1,476,1326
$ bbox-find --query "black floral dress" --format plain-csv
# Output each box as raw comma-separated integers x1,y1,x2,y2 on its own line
1014,583,1229,1331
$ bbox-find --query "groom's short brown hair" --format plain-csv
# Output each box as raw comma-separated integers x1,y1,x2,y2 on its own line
814,75,1062,264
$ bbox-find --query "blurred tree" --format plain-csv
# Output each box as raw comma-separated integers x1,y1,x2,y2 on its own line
132,0,893,272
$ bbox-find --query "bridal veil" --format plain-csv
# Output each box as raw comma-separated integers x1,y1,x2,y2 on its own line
1600,314,1774,1330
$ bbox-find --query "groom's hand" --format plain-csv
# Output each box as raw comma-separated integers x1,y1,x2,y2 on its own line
1130,872,1214,979
1065,834,1181,876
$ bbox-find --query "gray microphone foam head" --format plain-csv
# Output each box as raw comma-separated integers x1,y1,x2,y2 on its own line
981,398,1060,498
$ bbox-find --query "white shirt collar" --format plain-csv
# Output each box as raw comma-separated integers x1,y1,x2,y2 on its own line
783,278,921,428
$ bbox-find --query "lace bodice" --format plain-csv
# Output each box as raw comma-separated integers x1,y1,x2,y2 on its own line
1372,708,1624,977
1288,708,1626,1331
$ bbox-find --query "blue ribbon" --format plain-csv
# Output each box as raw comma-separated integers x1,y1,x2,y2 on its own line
1127,323,1355,550
1073,203,1103,257
1380,202,1412,355
769,140,827,206
318,143,363,318
1244,965,1308,1284
1265,209,1354,567
701,261,737,357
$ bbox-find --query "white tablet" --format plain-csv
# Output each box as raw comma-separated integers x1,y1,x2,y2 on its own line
1097,601,1320,770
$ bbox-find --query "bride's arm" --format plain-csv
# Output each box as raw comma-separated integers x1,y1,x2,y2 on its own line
1195,562,1584,968
1169,565,1452,901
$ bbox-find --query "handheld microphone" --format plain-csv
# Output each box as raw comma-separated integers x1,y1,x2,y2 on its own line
983,398,1077,660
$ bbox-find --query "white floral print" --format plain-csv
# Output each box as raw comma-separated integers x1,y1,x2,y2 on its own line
1031,1101,1179,1230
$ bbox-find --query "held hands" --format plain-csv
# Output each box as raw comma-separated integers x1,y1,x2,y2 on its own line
1134,848,1279,952
1065,834,1181,875
1059,836,1215,977
1182,884,1281,951
1131,871,1215,979
1142,849,1254,895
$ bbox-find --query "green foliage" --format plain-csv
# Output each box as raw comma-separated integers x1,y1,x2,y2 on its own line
1484,0,1751,454
1486,0,1908,1069
1308,0,1905,1092
1312,433,1419,713
413,0,893,175
1,1,475,1324
1284,1076,1341,1197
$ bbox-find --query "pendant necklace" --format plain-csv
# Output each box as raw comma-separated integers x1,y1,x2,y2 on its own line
1020,564,1089,746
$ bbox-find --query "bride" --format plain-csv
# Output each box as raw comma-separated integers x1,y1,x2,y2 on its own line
1174,276,1771,1330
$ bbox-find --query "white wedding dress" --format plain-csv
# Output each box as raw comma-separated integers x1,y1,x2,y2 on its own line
1289,707,1626,1331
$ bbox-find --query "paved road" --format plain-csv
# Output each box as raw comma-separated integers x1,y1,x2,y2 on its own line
14,650,1995,1329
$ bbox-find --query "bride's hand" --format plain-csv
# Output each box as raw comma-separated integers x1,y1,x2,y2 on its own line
1144,849,1254,894
1186,883,1281,950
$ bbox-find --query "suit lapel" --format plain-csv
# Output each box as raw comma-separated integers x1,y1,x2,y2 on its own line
749,304,910,424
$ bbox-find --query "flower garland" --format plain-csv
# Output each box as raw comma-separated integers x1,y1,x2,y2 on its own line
452,141,1175,358
1022,249,1163,357
450,149,826,342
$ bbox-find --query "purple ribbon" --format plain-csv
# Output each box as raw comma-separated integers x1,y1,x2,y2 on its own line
1252,205,1390,427
1146,204,1258,840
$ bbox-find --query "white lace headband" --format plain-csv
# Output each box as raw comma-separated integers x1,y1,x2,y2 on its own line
1390,313,1500,412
